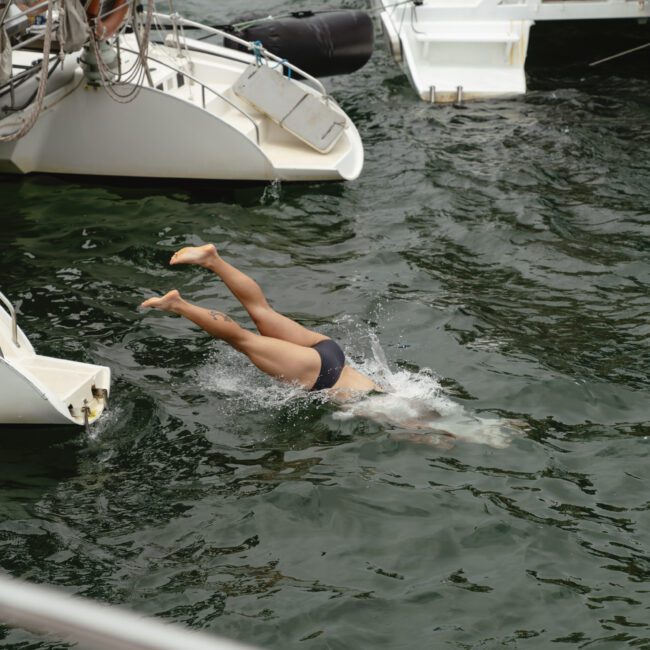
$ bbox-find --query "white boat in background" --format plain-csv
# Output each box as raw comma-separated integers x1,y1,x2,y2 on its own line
0,291,110,426
378,0,650,103
0,1,364,181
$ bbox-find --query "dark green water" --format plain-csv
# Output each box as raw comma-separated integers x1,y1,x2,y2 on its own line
1,6,650,648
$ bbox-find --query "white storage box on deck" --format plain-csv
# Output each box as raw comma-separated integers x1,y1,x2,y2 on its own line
233,64,346,154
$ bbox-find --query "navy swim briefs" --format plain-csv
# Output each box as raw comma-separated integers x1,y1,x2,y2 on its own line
310,339,345,391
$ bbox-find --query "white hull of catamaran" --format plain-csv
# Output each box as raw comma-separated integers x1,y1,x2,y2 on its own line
378,0,650,102
0,41,363,181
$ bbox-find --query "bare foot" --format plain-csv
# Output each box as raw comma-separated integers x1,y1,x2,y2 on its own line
170,244,218,267
140,289,183,313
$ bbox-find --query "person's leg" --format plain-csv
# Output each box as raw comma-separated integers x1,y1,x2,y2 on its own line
141,290,322,388
169,244,327,347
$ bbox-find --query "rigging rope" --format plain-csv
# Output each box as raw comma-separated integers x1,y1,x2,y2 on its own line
589,41,650,67
88,0,154,104
0,0,55,142
1,0,391,140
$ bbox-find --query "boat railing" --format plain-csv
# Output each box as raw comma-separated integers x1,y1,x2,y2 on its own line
119,45,261,145
1,0,52,52
0,574,262,650
154,12,330,100
0,291,20,348
0,0,13,26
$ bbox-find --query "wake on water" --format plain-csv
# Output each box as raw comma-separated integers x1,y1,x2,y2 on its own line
198,331,521,449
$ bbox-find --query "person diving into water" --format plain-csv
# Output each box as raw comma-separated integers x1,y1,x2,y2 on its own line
141,244,379,397
141,244,521,447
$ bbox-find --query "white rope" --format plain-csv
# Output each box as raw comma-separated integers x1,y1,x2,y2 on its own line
129,0,154,85
88,0,155,104
177,15,191,62
0,0,55,142
589,41,650,67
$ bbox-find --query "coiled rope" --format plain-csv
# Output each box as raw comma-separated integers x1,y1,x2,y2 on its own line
88,0,153,103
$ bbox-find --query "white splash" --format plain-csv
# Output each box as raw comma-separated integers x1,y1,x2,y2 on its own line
86,399,125,443
197,334,521,448
197,346,315,415
260,179,282,205
335,332,520,448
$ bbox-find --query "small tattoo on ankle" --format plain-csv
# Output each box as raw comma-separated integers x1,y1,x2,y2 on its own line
210,310,233,323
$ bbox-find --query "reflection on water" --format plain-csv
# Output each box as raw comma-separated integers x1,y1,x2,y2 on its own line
0,428,80,520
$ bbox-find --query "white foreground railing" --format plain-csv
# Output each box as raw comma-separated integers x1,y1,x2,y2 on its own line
0,575,262,650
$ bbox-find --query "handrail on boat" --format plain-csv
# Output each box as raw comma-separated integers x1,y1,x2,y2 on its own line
119,45,260,145
0,291,20,348
0,0,42,27
0,574,263,650
153,12,329,99
0,0,51,51
0,0,14,27
3,0,49,21
10,30,56,51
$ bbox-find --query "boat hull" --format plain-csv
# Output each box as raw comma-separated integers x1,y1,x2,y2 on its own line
1,73,277,180
378,0,650,102
0,40,363,181
0,299,111,427
0,357,110,426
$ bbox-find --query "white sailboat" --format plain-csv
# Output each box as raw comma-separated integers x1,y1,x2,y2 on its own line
0,0,364,181
0,291,110,426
